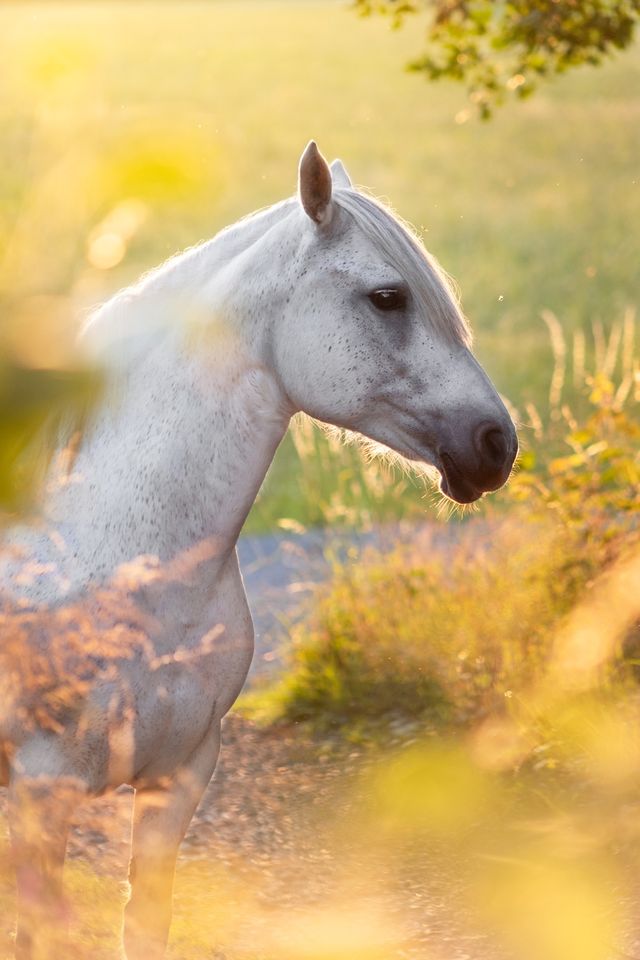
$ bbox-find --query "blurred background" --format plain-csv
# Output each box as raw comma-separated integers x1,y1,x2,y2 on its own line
0,3,639,959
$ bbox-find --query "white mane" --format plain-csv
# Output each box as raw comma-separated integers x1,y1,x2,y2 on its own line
79,198,298,367
83,188,470,368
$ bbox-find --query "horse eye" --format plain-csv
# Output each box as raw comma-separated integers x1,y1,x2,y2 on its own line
368,288,407,312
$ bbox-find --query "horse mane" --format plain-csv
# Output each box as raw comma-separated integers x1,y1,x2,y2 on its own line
82,187,470,367
333,188,472,348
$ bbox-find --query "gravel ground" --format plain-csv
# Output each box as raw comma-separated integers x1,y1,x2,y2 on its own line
3,713,638,960
54,714,638,960
8,714,507,960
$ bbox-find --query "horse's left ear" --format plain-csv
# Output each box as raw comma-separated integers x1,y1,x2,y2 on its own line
330,159,352,190
298,141,333,227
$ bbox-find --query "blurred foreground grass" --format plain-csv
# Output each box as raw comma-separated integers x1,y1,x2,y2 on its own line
0,0,639,530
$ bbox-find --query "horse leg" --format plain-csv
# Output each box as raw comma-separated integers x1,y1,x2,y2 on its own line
122,722,221,960
8,773,85,960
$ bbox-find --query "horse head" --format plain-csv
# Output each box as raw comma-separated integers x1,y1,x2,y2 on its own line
271,141,517,504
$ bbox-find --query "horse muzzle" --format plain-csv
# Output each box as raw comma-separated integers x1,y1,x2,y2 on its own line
437,418,518,504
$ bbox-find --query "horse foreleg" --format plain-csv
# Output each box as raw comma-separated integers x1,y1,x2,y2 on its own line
122,722,221,960
8,773,85,960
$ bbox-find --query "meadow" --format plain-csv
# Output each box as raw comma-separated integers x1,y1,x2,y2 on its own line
1,0,639,530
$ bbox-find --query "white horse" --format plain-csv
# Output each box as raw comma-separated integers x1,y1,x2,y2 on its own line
0,142,516,959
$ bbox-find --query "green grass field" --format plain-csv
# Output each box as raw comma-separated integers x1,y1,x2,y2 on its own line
1,1,638,530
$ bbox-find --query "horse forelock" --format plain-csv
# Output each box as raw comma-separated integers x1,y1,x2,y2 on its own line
333,190,472,348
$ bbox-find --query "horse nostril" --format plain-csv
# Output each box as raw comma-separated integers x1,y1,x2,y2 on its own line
476,424,508,469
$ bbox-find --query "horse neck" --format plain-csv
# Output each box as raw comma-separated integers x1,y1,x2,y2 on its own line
53,208,297,581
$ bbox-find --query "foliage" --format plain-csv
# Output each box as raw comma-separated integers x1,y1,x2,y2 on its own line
244,516,587,730
0,356,100,519
355,0,640,116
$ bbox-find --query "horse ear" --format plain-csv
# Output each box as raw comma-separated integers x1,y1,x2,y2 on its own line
298,141,333,227
330,159,352,190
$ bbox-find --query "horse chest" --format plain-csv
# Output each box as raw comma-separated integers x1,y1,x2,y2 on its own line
116,555,255,783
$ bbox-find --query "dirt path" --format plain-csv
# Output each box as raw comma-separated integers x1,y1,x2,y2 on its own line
45,715,508,960
4,716,640,960
0,715,508,960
